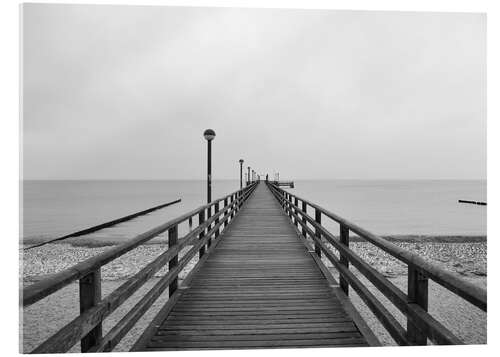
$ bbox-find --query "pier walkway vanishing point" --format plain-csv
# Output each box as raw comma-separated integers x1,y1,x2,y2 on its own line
22,181,487,353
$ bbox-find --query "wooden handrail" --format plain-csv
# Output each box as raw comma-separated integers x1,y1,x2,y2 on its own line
266,182,486,345
22,182,258,353
267,182,486,311
22,183,256,307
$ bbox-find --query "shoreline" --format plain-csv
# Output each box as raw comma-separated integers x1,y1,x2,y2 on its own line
21,239,487,284
21,234,487,249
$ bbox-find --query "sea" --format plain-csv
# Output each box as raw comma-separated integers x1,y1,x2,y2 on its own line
21,179,487,247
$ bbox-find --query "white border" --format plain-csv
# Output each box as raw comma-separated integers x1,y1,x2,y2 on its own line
2,1,498,356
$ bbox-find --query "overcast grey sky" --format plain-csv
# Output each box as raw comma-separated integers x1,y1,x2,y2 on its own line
22,4,486,180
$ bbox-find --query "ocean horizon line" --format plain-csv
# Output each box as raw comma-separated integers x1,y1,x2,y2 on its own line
20,178,487,182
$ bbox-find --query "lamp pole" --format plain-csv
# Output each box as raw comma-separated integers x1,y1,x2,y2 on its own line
203,129,216,203
239,159,244,189
247,166,251,185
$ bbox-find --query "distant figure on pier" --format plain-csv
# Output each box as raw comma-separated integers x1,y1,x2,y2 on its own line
266,174,268,182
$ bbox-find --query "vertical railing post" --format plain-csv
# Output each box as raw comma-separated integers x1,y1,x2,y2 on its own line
198,209,205,258
339,224,350,295
294,197,299,226
314,208,322,257
207,205,212,247
223,197,228,228
214,201,220,239
301,201,307,238
407,267,429,345
188,216,193,231
168,224,178,296
287,193,292,218
79,270,102,352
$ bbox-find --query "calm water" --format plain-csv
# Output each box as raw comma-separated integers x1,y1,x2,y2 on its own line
21,180,486,246
289,180,486,237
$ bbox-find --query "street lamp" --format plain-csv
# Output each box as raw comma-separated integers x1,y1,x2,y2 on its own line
203,129,216,203
239,159,244,189
247,166,251,186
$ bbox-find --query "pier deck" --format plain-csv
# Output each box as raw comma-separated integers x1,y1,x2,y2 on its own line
133,183,371,350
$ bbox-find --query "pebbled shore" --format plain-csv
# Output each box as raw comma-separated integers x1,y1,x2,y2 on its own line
21,240,487,350
349,241,487,278
21,243,193,284
21,241,487,283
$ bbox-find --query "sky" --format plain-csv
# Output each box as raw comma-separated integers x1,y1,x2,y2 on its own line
21,4,486,180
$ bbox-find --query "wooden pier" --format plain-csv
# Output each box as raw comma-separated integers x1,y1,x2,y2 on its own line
132,183,374,350
21,181,487,353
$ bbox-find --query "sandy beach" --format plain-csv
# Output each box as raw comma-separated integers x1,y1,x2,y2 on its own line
21,240,486,351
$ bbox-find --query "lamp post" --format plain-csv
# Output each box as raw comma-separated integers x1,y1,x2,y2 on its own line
203,129,216,203
239,159,244,189
247,166,251,185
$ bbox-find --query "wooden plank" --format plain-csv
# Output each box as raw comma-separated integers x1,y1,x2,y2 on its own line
146,338,367,348
153,332,363,341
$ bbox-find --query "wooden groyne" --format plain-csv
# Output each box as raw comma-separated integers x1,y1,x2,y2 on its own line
458,199,487,206
25,198,182,249
21,181,487,353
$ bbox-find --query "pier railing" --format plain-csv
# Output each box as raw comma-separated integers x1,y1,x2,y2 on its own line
267,182,486,346
21,182,258,353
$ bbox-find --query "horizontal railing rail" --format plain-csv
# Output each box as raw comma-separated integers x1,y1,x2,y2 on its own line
21,182,258,353
267,182,486,346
